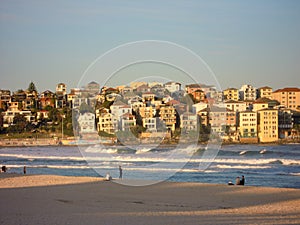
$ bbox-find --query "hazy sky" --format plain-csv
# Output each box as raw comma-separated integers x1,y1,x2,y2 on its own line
1,0,299,93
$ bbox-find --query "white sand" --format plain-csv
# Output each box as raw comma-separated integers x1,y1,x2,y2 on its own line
0,174,299,225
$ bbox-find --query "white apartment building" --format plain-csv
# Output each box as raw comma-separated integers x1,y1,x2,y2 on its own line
78,112,96,133
165,81,181,93
239,84,257,101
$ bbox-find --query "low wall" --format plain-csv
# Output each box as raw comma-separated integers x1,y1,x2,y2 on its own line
239,137,259,144
0,138,59,147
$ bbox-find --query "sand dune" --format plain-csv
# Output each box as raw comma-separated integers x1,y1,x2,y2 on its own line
0,174,299,225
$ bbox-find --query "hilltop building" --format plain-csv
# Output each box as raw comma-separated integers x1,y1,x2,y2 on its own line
239,84,257,101
271,87,300,111
223,88,239,101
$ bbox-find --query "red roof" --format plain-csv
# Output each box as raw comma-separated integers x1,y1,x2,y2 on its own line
258,86,272,90
142,92,154,95
167,99,180,105
273,87,300,93
253,97,272,104
121,112,135,118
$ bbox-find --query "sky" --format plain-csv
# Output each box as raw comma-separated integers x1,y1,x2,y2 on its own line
0,0,299,93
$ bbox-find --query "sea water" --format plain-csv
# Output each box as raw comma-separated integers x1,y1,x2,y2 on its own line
0,144,299,188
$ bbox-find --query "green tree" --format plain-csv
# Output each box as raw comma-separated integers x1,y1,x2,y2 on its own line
199,123,211,143
61,107,74,136
102,100,113,109
7,114,28,133
130,125,146,138
48,108,60,122
79,102,94,114
132,109,143,126
28,81,38,93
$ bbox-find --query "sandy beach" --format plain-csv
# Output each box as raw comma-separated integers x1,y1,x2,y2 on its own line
0,174,299,225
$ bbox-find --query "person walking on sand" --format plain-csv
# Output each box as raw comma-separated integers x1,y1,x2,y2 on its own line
119,165,123,179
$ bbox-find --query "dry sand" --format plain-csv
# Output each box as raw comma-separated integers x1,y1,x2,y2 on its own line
0,173,299,225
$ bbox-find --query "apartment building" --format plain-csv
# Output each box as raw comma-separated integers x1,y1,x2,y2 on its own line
192,102,208,114
97,112,115,134
165,81,181,93
180,112,198,132
209,106,227,134
239,111,258,142
252,98,272,111
142,117,158,132
197,107,209,126
56,83,67,96
258,109,278,142
257,86,272,99
185,84,202,94
278,109,293,138
139,106,156,118
78,112,96,133
0,90,11,110
223,88,239,101
239,84,257,101
120,113,136,131
2,101,34,127
224,100,247,112
159,105,177,132
191,89,206,103
271,87,300,110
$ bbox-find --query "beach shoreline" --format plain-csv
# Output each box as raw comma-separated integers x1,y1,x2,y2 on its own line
0,174,299,225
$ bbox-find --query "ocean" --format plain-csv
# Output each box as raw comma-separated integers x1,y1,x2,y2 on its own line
0,144,299,188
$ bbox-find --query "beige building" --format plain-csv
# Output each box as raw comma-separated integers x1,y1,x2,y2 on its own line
142,117,158,132
56,83,67,95
223,88,239,101
180,112,198,132
197,107,209,126
224,100,247,112
2,101,34,127
97,112,115,134
271,87,300,111
257,86,272,99
121,113,136,131
252,98,272,111
239,111,258,140
139,106,156,118
159,105,177,132
130,81,147,89
258,109,278,142
209,106,227,134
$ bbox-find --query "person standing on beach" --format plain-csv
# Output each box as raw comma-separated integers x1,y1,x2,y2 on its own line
119,165,123,179
236,176,241,185
23,166,26,174
240,175,245,185
1,165,7,173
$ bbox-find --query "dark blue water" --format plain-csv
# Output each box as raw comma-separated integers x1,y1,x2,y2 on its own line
0,144,299,188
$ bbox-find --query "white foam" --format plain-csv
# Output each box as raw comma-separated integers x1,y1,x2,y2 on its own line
290,173,300,176
0,153,85,162
214,164,271,169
